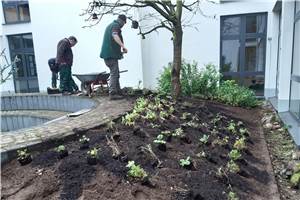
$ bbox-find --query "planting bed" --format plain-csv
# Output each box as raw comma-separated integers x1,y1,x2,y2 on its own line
1,96,278,200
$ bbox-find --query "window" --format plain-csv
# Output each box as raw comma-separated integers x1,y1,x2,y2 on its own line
7,33,39,93
2,1,30,24
289,1,300,120
220,13,267,96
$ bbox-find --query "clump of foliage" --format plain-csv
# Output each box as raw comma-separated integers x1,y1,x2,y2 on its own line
173,127,184,137
17,149,30,160
55,145,66,153
144,109,157,121
157,61,258,108
158,61,220,98
126,161,148,179
87,148,99,158
216,80,258,108
227,121,237,134
79,135,90,143
228,191,239,200
199,134,210,144
212,136,229,146
229,149,242,161
233,137,246,150
227,160,240,173
179,156,191,167
122,111,139,126
153,134,166,144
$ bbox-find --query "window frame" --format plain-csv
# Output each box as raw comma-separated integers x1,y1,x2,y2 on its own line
2,0,31,24
220,12,268,95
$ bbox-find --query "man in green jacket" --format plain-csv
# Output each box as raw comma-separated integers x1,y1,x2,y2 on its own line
100,15,128,100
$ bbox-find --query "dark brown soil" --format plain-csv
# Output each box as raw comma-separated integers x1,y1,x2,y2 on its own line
1,97,279,200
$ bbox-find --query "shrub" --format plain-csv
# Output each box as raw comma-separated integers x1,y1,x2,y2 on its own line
157,61,220,98
216,80,258,108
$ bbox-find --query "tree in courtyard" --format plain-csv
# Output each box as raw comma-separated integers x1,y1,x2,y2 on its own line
82,0,211,98
0,49,19,84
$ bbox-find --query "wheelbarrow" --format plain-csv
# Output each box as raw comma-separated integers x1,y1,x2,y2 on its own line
73,70,128,97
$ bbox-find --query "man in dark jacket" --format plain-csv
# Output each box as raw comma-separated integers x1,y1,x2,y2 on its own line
56,36,78,94
100,15,128,100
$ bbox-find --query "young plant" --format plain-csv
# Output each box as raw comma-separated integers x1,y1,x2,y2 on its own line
227,121,237,134
144,110,157,121
173,127,184,137
199,134,210,144
79,135,90,149
168,105,175,114
180,112,191,120
106,120,116,131
126,160,148,180
153,134,166,144
55,145,66,153
87,148,99,158
150,123,160,128
122,111,139,126
55,145,68,158
87,148,99,165
233,137,246,150
17,149,32,165
239,128,249,137
79,135,90,143
179,156,192,168
227,160,240,173
228,191,239,200
159,111,169,120
228,149,242,161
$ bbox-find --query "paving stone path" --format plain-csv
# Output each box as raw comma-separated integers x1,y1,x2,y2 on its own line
0,97,133,153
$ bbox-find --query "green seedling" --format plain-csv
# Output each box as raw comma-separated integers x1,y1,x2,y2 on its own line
159,111,169,120
126,160,148,179
199,134,210,144
17,149,30,160
228,191,239,200
144,110,157,121
122,111,139,126
233,137,246,150
55,145,66,153
227,160,240,173
79,135,90,143
228,149,242,161
87,148,99,158
227,121,237,134
179,156,191,167
153,134,166,144
173,127,184,137
180,112,191,120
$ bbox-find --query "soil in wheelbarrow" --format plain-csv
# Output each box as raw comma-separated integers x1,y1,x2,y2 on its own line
1,96,279,200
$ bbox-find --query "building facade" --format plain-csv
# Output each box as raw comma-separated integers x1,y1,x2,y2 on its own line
0,1,299,144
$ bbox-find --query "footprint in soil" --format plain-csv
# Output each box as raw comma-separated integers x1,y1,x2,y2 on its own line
132,190,150,200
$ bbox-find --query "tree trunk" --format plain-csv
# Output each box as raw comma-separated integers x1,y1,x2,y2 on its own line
171,26,183,99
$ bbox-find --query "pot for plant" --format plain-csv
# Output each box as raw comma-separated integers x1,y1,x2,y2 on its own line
87,156,97,165
157,143,166,152
58,150,68,159
166,135,172,142
180,136,192,144
80,142,89,150
18,155,32,166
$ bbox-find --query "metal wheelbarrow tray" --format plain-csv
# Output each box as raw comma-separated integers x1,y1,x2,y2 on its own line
73,70,127,96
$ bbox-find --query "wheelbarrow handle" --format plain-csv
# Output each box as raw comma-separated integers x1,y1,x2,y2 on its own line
119,70,128,73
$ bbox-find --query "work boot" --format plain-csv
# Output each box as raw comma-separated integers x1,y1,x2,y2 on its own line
109,93,124,100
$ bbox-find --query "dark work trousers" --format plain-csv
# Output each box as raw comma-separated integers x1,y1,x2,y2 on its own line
59,64,78,92
104,59,121,94
51,72,58,88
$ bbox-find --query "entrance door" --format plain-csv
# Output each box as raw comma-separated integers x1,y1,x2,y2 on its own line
8,34,39,93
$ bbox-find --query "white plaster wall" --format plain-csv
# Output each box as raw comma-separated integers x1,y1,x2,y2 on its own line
1,0,143,93
29,0,143,92
140,0,275,90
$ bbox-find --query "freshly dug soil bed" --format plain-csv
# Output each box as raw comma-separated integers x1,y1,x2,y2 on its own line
1,96,279,200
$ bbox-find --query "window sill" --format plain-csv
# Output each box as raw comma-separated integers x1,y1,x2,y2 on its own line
2,21,31,26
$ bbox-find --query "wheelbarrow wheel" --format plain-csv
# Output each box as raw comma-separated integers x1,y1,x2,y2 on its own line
81,82,91,96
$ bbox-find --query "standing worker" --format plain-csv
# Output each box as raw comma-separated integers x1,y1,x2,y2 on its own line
100,15,128,100
56,36,79,94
